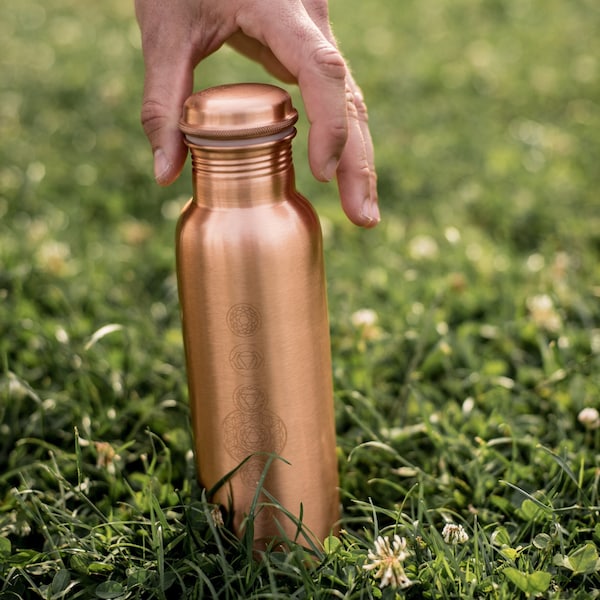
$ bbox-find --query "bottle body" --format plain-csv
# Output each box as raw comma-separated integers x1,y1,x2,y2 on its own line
176,177,339,546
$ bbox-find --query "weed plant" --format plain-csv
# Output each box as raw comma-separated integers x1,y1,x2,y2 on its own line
1,0,600,597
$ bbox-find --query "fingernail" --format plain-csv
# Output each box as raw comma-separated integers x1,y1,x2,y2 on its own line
154,149,171,184
371,201,381,223
321,157,339,182
361,198,380,228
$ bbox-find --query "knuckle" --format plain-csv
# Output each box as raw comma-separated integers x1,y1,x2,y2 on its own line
310,44,346,81
328,115,349,144
338,153,371,180
346,84,369,122
353,92,369,122
140,98,167,135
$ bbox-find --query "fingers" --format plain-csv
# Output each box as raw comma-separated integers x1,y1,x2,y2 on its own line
140,65,193,186
135,0,379,227
336,80,380,227
301,42,349,182
135,0,199,186
238,1,349,182
229,12,379,227
299,0,379,226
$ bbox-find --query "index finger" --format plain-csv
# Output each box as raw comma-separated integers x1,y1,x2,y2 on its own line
236,1,348,181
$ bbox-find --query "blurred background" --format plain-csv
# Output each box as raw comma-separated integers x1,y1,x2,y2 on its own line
3,0,599,240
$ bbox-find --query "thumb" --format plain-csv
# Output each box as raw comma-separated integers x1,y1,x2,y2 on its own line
140,60,192,186
135,0,196,188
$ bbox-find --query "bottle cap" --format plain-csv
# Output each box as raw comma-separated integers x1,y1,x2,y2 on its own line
179,83,298,140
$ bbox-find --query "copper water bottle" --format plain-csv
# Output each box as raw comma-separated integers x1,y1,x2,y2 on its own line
175,83,339,547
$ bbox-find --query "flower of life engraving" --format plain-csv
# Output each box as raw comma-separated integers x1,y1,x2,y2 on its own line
227,303,261,337
223,385,287,487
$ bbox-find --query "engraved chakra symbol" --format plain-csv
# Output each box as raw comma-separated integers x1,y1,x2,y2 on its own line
229,344,263,373
227,303,261,337
223,385,288,487
234,384,266,411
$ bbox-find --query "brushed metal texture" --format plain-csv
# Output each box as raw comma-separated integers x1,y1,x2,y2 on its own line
176,84,339,548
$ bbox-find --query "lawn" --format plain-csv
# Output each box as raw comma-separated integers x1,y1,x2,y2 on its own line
1,0,600,597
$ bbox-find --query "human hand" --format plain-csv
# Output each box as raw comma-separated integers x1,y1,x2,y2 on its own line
135,0,379,227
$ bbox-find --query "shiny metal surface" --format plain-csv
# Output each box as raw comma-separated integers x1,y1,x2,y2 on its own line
176,84,339,547
179,83,298,140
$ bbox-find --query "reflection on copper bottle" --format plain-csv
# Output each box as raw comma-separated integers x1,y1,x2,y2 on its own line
175,84,339,547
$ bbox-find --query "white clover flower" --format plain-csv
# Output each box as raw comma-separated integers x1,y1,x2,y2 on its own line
526,294,561,332
94,441,120,475
444,226,461,244
36,240,72,276
578,407,600,430
351,308,378,328
351,308,383,341
409,234,439,260
363,534,413,589
442,523,469,545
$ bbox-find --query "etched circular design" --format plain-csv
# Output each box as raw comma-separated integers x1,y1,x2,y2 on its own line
239,457,267,487
229,344,263,374
233,385,267,412
222,387,288,488
223,410,287,458
227,304,261,337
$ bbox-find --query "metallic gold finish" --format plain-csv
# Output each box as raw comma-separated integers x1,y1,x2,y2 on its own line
176,84,339,547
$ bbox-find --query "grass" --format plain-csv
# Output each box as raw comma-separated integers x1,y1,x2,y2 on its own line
1,0,600,597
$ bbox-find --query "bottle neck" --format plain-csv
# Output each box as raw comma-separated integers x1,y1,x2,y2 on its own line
186,131,297,208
